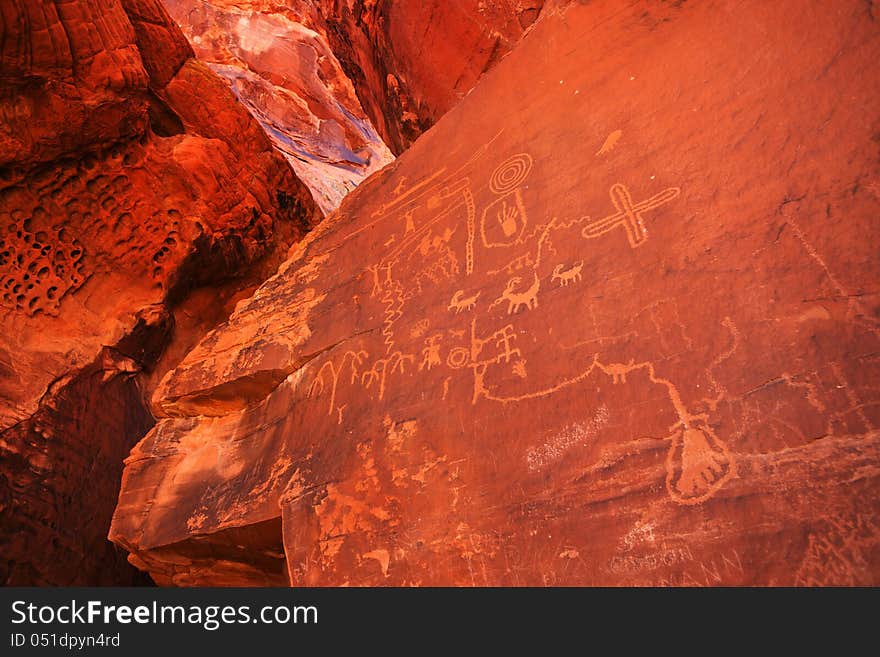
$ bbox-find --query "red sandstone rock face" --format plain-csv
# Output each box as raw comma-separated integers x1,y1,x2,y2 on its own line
163,0,394,214
0,0,318,585
315,0,546,154
111,0,880,585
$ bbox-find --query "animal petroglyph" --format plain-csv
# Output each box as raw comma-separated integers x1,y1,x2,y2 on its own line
492,272,540,314
448,289,480,313
596,129,623,156
464,312,734,504
354,150,728,507
581,183,681,248
551,261,584,286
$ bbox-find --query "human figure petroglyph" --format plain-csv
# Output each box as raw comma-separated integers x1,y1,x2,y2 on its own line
420,335,443,371
355,149,728,506
492,272,540,314
448,289,480,313
551,261,584,286
366,262,394,298
308,350,369,415
492,325,521,364
362,351,415,400
581,183,681,248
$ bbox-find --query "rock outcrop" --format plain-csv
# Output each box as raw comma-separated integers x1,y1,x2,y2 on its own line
163,0,394,214
111,0,880,585
0,0,319,585
314,0,546,154
161,0,545,211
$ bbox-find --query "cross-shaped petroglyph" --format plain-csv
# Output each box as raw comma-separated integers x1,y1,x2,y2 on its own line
581,183,681,247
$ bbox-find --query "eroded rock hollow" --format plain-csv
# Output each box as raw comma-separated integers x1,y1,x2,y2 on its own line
4,0,880,586
0,0,319,585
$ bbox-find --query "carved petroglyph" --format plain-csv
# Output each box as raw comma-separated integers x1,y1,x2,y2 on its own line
596,129,623,156
489,153,532,196
442,377,452,400
353,150,726,507
704,316,739,404
308,350,369,415
619,521,657,552
361,351,415,400
786,216,880,335
448,289,480,313
581,183,681,248
551,261,584,287
480,153,532,249
651,549,744,586
464,313,733,504
481,192,528,247
664,421,733,505
829,361,876,432
409,318,430,339
380,277,406,354
492,272,540,314
366,262,393,298
593,359,734,506
419,334,443,371
487,252,534,277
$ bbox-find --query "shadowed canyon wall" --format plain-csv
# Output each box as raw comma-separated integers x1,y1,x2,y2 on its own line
110,0,880,585
0,0,319,585
163,0,395,214
315,0,546,154
160,0,546,212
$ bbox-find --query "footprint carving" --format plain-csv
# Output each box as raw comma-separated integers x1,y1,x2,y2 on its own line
665,421,734,505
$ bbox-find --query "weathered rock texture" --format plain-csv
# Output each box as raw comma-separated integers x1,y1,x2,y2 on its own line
163,0,394,214
312,0,546,154
111,0,880,585
0,0,319,585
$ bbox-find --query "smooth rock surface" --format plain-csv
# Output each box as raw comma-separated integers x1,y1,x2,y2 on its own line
111,0,880,585
315,0,546,154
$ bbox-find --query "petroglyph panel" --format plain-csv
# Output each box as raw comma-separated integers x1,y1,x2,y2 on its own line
113,0,880,586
